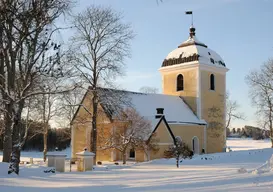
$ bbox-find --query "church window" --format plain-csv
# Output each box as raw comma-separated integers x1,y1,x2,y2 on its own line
210,74,215,90
177,74,184,91
208,52,211,55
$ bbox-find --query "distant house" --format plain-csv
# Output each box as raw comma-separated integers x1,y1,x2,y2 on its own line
71,26,229,162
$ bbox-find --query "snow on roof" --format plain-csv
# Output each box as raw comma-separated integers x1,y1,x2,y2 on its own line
182,36,206,46
163,26,226,68
97,88,206,126
165,38,226,68
76,151,95,156
129,93,205,124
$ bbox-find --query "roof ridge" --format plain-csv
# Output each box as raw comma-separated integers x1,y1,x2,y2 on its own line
89,86,182,97
89,86,146,95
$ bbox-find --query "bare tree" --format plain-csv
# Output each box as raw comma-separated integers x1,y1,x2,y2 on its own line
102,108,155,164
164,136,193,168
69,5,134,163
139,86,159,94
226,92,245,130
0,0,74,174
32,83,61,162
246,59,273,147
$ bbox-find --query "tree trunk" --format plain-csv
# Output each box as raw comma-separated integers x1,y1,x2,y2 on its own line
91,90,98,164
43,126,48,162
8,139,21,175
8,104,23,175
122,151,127,164
2,104,13,162
269,113,273,148
269,100,273,148
176,155,179,168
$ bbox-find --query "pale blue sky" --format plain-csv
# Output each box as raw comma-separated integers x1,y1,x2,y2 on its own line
66,0,273,128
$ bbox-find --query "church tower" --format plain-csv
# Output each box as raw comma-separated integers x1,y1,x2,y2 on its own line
159,26,229,153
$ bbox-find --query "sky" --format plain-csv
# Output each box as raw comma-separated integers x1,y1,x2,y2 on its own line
62,0,273,128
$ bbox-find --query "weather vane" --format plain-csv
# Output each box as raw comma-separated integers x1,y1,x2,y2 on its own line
185,11,193,26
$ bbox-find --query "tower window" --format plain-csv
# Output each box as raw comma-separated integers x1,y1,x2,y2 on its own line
177,74,184,91
210,74,215,90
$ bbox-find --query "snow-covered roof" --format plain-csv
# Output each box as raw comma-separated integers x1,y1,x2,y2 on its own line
162,27,226,68
76,151,95,156
129,93,204,124
180,36,206,47
97,88,206,126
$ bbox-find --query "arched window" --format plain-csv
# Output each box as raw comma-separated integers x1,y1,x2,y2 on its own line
192,136,199,154
210,74,215,90
177,74,184,91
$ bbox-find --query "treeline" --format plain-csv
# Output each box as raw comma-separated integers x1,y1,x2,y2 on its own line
0,119,70,151
227,125,271,140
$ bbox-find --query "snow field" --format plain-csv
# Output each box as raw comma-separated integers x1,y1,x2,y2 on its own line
227,138,272,151
0,138,273,192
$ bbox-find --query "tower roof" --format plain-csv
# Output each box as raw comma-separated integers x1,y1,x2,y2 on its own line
162,26,226,68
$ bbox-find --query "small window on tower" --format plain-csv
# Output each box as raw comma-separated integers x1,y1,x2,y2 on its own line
210,74,215,90
208,52,211,55
177,74,184,91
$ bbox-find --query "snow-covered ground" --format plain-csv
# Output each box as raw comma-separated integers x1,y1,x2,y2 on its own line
0,138,273,192
227,138,272,151
0,147,71,162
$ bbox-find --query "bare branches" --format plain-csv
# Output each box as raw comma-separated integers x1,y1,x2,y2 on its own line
56,88,85,127
69,5,134,162
0,0,74,173
0,0,75,107
139,86,159,94
69,5,134,88
101,108,154,164
225,92,245,129
246,59,273,147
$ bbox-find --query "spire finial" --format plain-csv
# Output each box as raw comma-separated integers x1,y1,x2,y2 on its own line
185,11,193,26
185,11,195,38
189,26,196,38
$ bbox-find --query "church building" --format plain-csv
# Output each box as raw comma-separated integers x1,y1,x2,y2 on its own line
71,25,229,162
